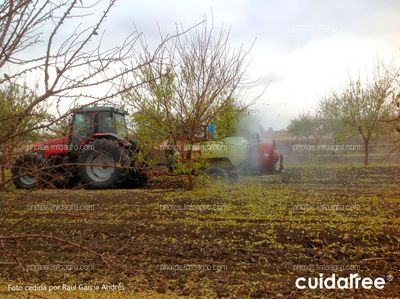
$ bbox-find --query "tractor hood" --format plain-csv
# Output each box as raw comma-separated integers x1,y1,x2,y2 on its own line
29,136,70,158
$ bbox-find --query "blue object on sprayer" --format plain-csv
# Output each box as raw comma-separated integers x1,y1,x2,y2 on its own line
208,124,217,139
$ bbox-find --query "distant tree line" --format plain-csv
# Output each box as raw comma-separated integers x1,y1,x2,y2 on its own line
287,63,400,165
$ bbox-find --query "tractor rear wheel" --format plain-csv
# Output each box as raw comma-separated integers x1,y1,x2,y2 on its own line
12,154,45,189
77,139,129,189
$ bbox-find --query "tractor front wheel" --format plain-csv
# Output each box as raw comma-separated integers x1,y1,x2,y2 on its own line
12,154,45,189
77,139,129,189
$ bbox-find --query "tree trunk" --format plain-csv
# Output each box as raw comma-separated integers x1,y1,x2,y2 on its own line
364,139,369,166
186,149,194,190
187,173,194,190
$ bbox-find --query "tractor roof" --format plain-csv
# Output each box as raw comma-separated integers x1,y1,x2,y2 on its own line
73,106,128,115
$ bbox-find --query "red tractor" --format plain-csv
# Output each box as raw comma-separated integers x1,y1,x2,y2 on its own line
12,106,148,189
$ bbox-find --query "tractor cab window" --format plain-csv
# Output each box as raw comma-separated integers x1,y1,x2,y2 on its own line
115,113,128,138
98,111,115,134
72,113,93,137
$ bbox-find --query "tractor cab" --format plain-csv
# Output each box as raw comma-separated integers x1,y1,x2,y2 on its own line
31,106,131,159
71,107,128,138
70,107,129,153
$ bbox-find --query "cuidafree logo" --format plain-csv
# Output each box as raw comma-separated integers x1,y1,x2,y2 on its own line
295,273,392,290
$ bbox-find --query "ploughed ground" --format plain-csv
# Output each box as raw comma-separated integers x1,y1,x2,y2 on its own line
0,166,399,298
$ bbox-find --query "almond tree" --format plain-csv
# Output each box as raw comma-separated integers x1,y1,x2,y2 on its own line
123,20,255,188
321,66,397,165
383,64,400,153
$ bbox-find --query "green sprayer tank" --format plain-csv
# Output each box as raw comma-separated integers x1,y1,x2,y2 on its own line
191,136,249,168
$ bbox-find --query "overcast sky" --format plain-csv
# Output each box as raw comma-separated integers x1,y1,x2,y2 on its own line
102,0,399,130
19,0,399,130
